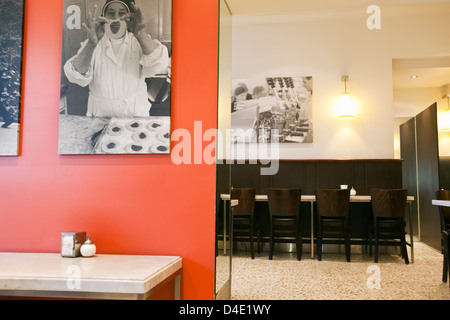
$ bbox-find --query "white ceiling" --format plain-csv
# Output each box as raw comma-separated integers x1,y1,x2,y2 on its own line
224,0,450,90
224,0,450,16
393,57,450,89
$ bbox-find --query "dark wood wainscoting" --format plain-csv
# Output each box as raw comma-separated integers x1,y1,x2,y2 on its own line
229,159,403,195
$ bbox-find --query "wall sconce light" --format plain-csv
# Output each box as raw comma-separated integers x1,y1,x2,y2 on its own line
441,85,450,131
337,76,356,118
443,96,450,131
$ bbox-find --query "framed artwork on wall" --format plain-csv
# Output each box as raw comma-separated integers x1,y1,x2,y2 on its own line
0,0,25,156
231,76,313,144
58,0,172,155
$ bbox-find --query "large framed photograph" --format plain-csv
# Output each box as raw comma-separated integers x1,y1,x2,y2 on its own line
0,0,25,156
231,76,313,144
59,0,172,155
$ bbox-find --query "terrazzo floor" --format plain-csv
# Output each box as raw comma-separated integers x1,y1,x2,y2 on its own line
230,242,450,300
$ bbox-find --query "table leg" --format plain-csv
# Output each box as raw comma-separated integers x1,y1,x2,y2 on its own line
310,201,314,258
174,274,181,300
409,202,414,263
223,200,227,255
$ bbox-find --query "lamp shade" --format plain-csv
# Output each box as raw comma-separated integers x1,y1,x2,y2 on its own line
337,92,356,118
442,96,450,131
442,108,450,131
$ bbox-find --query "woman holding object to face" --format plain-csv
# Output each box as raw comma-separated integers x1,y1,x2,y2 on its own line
64,0,169,118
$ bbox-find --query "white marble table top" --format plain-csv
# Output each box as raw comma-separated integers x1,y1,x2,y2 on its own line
0,253,182,299
432,200,450,207
221,193,414,202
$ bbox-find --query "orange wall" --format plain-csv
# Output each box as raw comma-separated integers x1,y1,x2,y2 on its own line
0,0,219,300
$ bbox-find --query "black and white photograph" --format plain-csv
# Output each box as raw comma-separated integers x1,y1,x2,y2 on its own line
59,0,172,155
231,76,313,144
0,0,24,156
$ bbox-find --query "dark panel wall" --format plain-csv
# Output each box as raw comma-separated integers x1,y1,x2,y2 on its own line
416,103,441,250
400,117,419,236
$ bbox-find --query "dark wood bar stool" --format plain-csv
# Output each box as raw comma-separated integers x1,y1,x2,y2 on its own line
267,188,302,260
435,189,450,232
442,230,450,285
316,189,351,262
231,188,259,259
435,189,450,283
370,188,409,264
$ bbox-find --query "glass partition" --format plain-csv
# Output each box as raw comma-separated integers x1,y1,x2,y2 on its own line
215,0,232,300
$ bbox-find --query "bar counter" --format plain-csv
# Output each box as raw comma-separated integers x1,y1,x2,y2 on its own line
220,193,415,261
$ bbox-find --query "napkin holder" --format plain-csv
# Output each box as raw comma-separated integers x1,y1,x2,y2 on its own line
61,232,86,257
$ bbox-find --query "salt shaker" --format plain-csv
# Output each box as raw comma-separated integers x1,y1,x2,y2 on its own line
80,235,96,257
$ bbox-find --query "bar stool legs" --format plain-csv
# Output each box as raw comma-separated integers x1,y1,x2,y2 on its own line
443,230,449,285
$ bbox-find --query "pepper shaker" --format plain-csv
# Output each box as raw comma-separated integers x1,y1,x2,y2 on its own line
80,235,96,257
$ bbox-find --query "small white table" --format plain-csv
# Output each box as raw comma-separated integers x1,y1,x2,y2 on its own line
0,253,182,300
432,200,450,207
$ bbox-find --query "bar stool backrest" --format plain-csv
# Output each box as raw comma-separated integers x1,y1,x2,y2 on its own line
370,189,407,218
231,188,255,216
267,188,301,217
316,189,350,218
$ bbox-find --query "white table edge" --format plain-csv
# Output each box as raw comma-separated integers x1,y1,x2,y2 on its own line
220,193,414,202
0,254,182,300
432,199,450,207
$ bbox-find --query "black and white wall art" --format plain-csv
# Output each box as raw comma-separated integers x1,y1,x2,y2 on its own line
231,76,313,144
59,0,172,154
0,0,25,156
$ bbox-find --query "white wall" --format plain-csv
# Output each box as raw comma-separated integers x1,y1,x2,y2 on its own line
218,0,232,160
230,3,450,159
